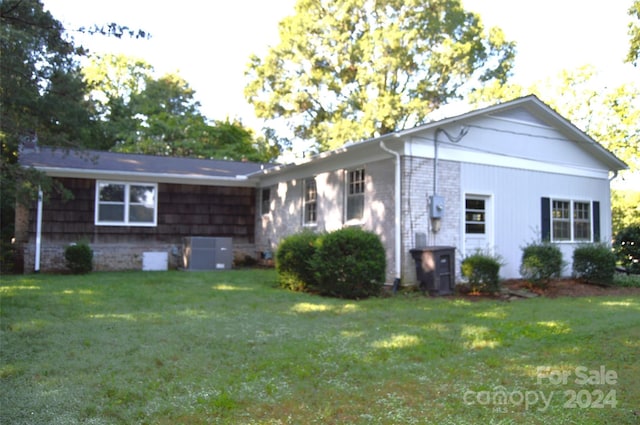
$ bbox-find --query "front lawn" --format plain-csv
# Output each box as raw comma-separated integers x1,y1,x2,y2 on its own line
1,270,639,424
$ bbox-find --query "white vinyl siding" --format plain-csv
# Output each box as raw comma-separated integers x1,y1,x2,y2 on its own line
461,162,610,279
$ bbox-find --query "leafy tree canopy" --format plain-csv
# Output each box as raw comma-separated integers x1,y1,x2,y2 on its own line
1,0,96,152
627,0,640,66
0,0,101,212
612,189,640,232
245,0,516,152
84,57,280,162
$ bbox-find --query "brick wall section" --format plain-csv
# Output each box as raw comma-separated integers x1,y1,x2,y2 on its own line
401,156,461,284
18,177,258,272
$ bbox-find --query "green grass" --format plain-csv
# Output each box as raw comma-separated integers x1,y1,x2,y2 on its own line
1,270,639,424
613,273,640,287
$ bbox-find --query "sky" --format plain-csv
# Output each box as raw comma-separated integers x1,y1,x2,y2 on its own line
43,0,637,132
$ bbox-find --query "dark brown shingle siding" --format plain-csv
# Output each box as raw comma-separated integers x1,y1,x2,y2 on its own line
28,178,255,245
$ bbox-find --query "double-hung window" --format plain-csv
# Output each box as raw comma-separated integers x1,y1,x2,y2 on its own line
551,199,591,242
346,168,365,222
96,182,157,226
465,198,486,234
303,178,317,225
261,188,271,215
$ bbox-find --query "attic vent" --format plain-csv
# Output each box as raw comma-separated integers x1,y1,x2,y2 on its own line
182,237,232,270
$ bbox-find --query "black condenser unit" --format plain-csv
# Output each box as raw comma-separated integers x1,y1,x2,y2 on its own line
409,246,456,296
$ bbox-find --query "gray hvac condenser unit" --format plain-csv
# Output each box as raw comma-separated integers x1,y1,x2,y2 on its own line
182,237,233,271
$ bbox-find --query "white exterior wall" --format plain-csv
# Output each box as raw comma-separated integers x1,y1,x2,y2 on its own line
255,158,398,283
461,163,613,279
401,156,461,283
255,98,622,285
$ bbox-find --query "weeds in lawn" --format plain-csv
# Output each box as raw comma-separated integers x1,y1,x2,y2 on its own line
1,270,639,424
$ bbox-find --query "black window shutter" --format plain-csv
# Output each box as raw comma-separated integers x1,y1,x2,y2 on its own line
593,201,600,242
541,197,551,241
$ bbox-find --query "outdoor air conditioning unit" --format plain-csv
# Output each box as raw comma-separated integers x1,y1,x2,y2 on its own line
182,237,233,271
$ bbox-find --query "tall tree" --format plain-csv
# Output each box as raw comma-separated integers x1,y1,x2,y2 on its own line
0,0,150,271
627,0,640,66
106,71,280,162
245,0,515,152
83,53,153,149
0,0,94,270
112,73,203,156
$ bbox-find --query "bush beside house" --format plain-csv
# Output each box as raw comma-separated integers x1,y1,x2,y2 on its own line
275,230,319,292
64,242,93,274
519,242,565,288
572,244,616,285
461,251,503,294
613,225,640,274
276,228,386,299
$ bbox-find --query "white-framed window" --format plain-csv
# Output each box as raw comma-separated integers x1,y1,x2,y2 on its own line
346,168,365,222
303,178,317,225
465,198,486,234
551,199,591,242
261,187,271,215
95,181,157,226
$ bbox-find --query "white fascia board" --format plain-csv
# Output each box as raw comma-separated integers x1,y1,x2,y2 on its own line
33,167,259,187
405,141,611,180
254,132,401,179
258,151,394,187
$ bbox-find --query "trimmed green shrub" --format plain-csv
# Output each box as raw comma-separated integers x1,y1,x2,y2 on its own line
572,244,616,285
275,230,319,291
311,227,386,299
519,242,564,287
64,242,93,274
613,225,640,274
461,251,502,294
612,274,640,288
0,240,17,273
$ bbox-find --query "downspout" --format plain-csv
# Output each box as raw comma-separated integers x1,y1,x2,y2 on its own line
35,187,43,273
379,141,402,291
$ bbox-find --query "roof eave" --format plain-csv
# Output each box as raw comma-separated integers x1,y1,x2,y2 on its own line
30,166,260,187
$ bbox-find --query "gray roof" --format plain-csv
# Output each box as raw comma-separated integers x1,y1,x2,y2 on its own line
20,147,275,186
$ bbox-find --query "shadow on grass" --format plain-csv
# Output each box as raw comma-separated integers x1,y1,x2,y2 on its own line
1,270,639,424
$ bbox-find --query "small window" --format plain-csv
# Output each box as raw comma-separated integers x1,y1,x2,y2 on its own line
96,182,157,226
261,188,271,215
346,168,365,221
303,178,317,225
551,199,591,242
552,200,571,241
573,201,591,241
465,198,485,234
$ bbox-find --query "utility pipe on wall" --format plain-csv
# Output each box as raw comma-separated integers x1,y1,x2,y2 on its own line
35,187,43,273
433,126,469,197
379,141,402,288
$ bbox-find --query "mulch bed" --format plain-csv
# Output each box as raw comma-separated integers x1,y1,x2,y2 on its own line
501,278,640,298
445,278,640,301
